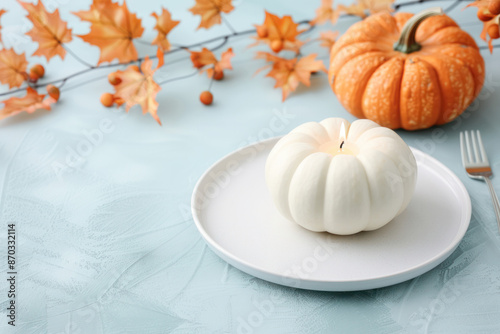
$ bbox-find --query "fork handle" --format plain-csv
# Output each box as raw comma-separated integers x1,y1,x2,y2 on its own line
484,176,500,232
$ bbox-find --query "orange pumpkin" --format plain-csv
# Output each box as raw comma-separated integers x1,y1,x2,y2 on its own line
329,8,485,130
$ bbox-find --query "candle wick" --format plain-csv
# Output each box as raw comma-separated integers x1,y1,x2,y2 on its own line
340,141,344,149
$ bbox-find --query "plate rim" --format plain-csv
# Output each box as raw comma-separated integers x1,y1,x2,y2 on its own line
191,137,472,290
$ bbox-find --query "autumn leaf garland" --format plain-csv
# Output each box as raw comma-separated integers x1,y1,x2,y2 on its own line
1,0,497,124
1,0,326,122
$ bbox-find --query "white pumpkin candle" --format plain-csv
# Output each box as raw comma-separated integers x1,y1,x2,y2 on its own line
265,118,417,235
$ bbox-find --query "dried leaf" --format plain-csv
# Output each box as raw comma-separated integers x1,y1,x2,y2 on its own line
72,0,112,23
0,87,55,120
0,48,28,88
189,0,234,29
337,3,367,18
156,46,164,69
255,51,284,63
465,0,490,8
151,8,179,52
0,10,6,45
111,57,162,124
467,0,500,53
481,15,499,53
338,0,394,18
319,31,338,49
190,47,234,78
366,0,396,13
312,0,340,25
19,0,73,61
190,48,217,68
74,0,144,64
258,53,326,101
252,11,305,53
254,51,283,75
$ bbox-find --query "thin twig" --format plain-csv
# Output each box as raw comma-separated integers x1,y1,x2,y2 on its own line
209,36,229,52
301,38,321,48
136,39,155,46
443,0,461,13
63,45,95,68
394,0,469,10
61,74,109,92
479,44,500,50
208,65,216,91
298,21,315,36
222,15,237,35
0,28,256,97
156,70,199,85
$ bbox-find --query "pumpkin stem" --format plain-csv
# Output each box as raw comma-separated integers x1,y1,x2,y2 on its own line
393,7,443,54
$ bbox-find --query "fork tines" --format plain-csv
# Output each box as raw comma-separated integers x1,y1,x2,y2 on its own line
460,130,490,168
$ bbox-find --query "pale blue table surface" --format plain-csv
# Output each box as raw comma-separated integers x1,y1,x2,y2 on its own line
1,0,500,333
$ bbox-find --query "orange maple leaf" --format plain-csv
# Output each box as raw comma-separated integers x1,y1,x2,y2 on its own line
253,51,283,75
190,47,234,78
189,0,234,30
466,0,500,53
338,0,394,18
0,49,28,88
253,11,305,53
73,0,144,64
312,0,340,25
0,10,6,45
338,2,367,18
319,31,338,49
257,53,326,101
151,8,179,52
19,0,72,61
72,0,112,23
0,87,55,120
110,57,162,124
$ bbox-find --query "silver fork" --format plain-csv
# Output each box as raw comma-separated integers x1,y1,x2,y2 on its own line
460,130,500,232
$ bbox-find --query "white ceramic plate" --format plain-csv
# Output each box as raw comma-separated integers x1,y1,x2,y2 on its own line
191,137,471,291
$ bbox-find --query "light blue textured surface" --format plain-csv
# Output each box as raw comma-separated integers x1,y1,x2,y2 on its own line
1,0,499,333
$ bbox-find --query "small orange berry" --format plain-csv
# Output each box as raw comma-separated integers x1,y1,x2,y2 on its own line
487,23,500,39
477,7,494,21
30,64,45,78
100,93,114,107
270,39,283,53
213,70,224,81
108,72,122,85
488,0,500,15
256,25,268,38
200,91,213,105
28,72,39,83
46,84,60,101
